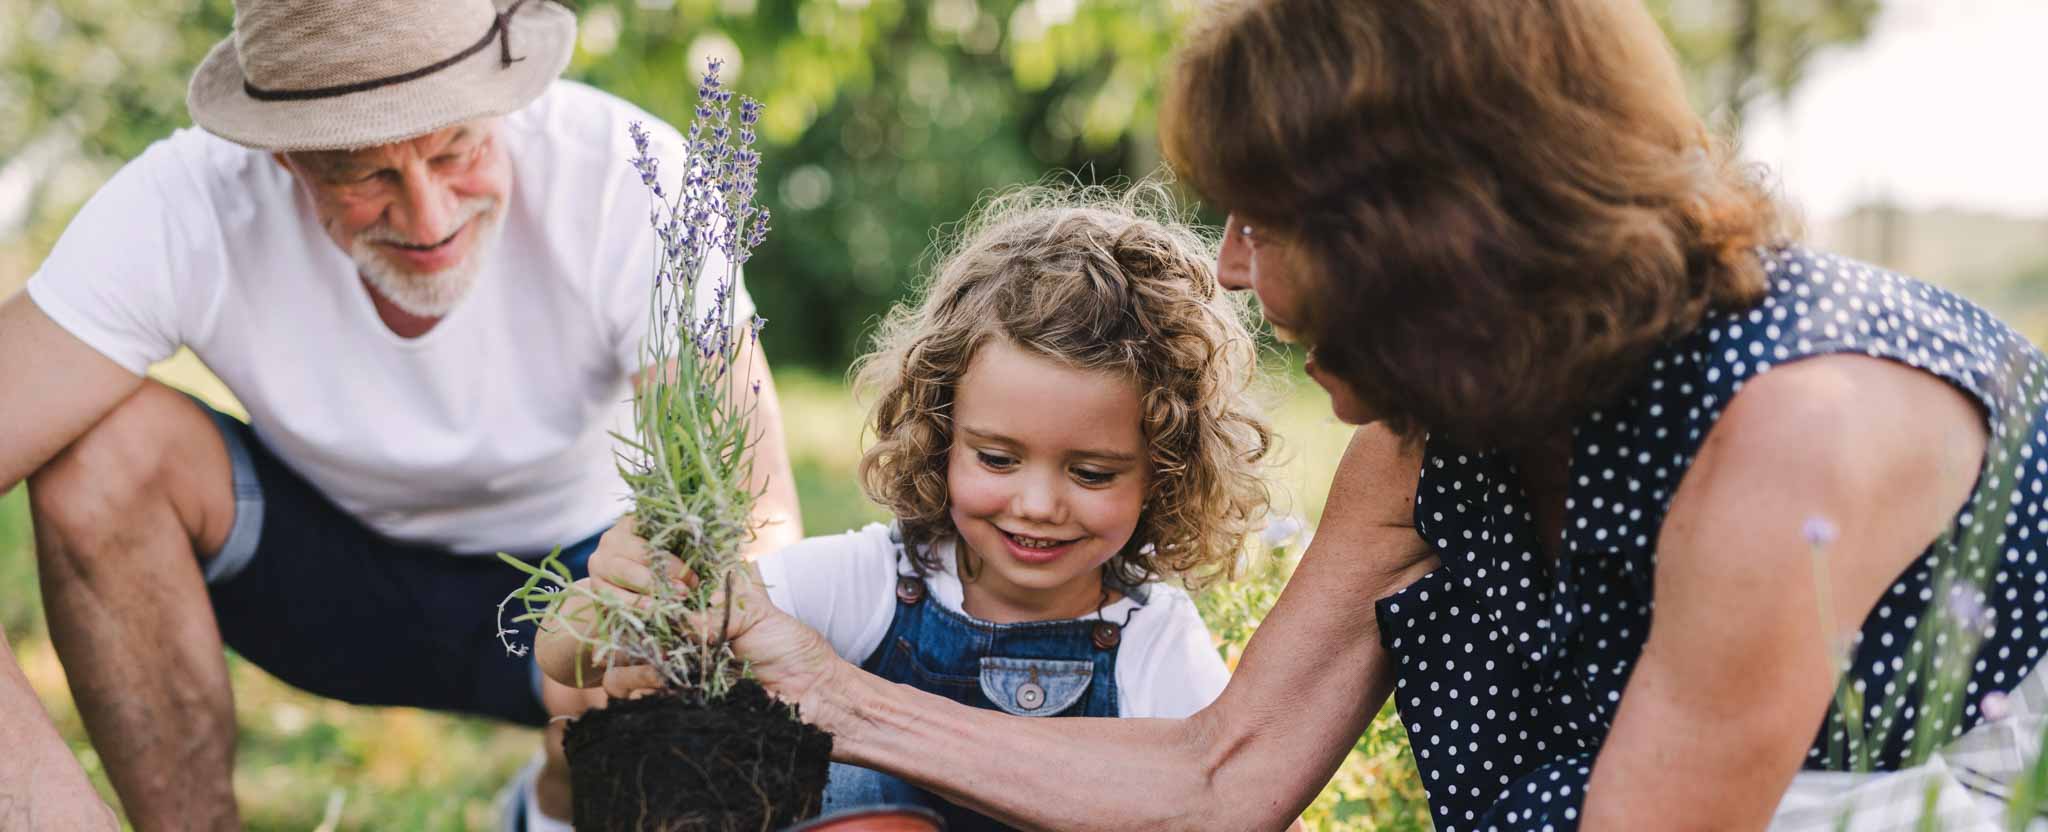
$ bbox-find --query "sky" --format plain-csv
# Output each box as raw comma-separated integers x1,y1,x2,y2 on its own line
1742,0,2048,221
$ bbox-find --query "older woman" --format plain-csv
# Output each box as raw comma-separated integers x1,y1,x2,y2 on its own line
593,0,2048,828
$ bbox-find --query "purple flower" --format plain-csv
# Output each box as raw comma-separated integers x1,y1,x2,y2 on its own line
625,58,769,387
1981,691,2011,721
1945,582,1992,632
1801,516,1839,548
1261,516,1305,549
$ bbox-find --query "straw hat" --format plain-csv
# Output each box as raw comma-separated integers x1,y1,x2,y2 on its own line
187,0,576,152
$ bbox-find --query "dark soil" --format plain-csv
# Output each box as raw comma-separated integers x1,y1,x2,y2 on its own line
565,679,834,832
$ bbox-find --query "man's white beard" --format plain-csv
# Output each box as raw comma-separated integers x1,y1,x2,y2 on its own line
349,196,502,318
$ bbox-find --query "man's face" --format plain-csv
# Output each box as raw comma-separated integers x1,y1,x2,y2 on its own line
277,120,511,318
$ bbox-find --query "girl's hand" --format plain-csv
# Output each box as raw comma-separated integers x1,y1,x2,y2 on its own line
586,515,697,598
536,516,696,689
532,577,606,688
581,517,851,718
598,563,850,718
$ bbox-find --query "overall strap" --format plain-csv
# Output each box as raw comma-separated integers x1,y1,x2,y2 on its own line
886,520,932,607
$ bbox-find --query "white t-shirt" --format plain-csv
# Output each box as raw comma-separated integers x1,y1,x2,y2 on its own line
26,81,750,554
756,523,1232,719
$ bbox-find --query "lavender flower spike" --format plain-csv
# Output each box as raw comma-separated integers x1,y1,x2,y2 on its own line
498,58,775,701
1802,516,1839,549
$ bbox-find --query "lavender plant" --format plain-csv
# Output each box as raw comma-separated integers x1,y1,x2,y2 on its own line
499,59,772,702
1800,347,2048,828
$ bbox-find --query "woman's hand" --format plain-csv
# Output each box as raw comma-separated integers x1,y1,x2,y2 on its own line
563,516,852,716
618,566,851,715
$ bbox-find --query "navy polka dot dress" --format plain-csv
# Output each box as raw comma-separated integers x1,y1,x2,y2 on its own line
1378,246,2048,830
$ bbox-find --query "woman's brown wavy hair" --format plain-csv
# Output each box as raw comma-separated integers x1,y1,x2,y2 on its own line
853,183,1272,589
1161,0,1787,448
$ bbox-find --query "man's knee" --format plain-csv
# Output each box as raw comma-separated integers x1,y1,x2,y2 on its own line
28,382,232,567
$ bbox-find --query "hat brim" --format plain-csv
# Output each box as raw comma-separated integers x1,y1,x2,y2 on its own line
187,1,575,152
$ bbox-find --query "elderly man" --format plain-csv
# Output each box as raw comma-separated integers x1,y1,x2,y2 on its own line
0,0,801,829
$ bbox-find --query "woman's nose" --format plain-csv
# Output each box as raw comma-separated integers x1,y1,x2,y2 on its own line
1216,213,1254,292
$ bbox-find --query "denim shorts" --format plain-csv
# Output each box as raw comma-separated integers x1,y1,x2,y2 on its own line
194,399,601,727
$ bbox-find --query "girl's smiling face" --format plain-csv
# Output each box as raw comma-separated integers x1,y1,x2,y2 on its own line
946,339,1150,623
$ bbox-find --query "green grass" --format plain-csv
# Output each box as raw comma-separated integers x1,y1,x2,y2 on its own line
0,361,1424,830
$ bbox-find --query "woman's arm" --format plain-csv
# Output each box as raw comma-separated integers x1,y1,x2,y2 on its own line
697,425,1441,830
1584,355,1988,829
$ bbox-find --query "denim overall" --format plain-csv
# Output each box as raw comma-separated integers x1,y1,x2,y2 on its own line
822,532,1146,831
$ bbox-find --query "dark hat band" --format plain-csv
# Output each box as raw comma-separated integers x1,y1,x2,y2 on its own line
242,0,562,102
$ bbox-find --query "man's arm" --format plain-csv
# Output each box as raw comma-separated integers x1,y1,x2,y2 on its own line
734,344,802,555
0,292,141,492
706,425,1440,830
0,291,138,828
0,624,119,830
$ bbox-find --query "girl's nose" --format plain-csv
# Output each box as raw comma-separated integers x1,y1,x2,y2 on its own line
1010,473,1065,525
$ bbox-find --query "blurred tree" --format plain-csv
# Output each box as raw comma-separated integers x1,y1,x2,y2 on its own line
2,0,1881,368
565,0,1196,366
1649,0,1883,127
0,0,236,260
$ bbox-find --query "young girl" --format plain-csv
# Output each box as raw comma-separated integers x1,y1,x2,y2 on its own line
763,186,1272,827
543,185,1272,830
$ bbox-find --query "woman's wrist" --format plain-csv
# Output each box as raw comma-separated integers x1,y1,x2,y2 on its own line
791,653,881,756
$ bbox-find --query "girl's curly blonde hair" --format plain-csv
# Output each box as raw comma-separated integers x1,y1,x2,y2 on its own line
853,182,1272,590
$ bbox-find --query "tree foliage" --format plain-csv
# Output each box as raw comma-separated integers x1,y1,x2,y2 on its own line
2,0,1880,368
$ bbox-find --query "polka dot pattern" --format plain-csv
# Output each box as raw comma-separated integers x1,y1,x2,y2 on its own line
1374,247,2048,830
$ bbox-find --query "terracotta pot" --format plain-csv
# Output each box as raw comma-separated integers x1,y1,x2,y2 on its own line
785,805,945,832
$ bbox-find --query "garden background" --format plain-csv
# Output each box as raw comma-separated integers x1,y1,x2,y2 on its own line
4,0,2047,828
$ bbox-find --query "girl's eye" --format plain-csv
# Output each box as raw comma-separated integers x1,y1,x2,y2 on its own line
975,451,1015,469
1072,468,1117,486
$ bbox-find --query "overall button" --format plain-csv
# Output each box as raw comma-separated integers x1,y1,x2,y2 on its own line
979,658,1091,716
895,576,926,605
1091,621,1122,650
1015,682,1046,711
